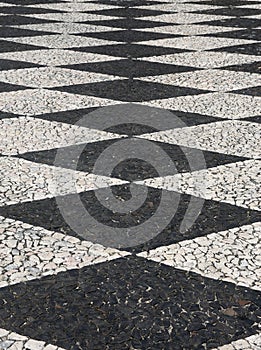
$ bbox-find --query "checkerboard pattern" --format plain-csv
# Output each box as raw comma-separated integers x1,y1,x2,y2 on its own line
0,0,260,349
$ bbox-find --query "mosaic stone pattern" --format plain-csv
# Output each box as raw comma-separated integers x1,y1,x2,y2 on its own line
0,0,260,349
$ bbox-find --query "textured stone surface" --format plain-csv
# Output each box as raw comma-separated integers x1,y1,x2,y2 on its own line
0,0,260,349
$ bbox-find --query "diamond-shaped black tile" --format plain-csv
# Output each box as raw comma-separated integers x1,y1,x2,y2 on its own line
16,136,248,173
78,29,180,43
84,18,173,29
71,43,191,58
0,256,260,349
62,59,199,78
20,104,222,128
0,184,260,251
53,79,207,102
86,7,171,18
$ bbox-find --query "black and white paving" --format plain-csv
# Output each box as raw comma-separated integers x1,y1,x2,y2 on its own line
0,0,260,349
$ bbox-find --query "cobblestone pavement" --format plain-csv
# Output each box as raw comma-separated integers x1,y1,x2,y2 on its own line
0,0,260,349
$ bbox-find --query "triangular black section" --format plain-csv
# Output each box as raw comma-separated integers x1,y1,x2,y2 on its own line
198,17,261,28
193,7,261,17
84,18,173,29
0,81,31,93
232,86,261,97
96,0,165,6
78,29,181,43
70,43,190,58
0,58,42,70
0,14,59,25
0,6,64,14
221,61,261,74
19,106,222,128
0,256,260,349
0,26,56,37
62,59,200,78
191,0,260,5
1,0,66,4
169,110,224,127
0,40,45,52
134,193,261,253
243,115,261,123
212,43,261,55
15,139,122,172
53,79,207,102
0,111,21,120
31,106,99,124
203,28,261,41
86,7,171,17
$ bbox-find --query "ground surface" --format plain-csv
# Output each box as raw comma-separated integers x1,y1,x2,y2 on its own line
0,0,260,349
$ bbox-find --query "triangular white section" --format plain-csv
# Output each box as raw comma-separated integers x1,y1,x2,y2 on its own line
0,157,128,205
0,89,116,116
0,67,122,88
137,120,261,159
1,34,119,49
0,328,66,350
138,222,261,291
0,116,125,155
0,49,116,66
0,215,129,286
144,92,261,119
136,160,261,210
